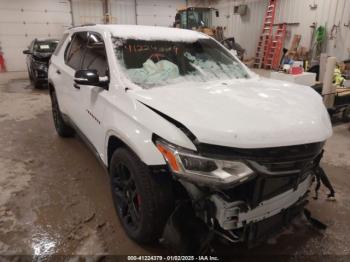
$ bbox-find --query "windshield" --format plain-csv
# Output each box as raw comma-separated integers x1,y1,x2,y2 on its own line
113,37,249,88
33,41,58,53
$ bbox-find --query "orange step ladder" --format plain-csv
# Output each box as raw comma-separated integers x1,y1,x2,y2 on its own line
254,0,277,68
265,23,287,70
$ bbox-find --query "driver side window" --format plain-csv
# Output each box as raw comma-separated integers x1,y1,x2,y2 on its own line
65,32,88,70
81,32,109,77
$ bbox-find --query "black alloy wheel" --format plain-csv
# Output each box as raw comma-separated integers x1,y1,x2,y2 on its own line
111,163,142,231
109,148,174,243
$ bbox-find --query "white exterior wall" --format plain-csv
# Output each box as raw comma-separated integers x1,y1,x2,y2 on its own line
0,0,72,71
189,0,350,61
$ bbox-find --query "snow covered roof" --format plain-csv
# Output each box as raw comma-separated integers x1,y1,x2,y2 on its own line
80,24,210,42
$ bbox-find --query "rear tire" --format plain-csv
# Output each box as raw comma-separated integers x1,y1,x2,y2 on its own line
342,106,350,122
28,70,33,82
49,88,75,137
109,148,174,244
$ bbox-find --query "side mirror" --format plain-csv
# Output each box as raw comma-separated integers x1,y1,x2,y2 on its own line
23,50,32,55
215,10,220,17
74,69,109,89
229,49,238,56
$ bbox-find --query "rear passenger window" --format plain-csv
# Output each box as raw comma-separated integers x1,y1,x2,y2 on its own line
53,33,69,56
65,32,88,70
82,32,108,77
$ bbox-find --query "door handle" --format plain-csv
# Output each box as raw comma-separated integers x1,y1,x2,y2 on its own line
73,83,80,89
56,69,61,75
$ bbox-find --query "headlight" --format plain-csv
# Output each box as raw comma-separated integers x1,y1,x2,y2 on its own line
155,139,255,187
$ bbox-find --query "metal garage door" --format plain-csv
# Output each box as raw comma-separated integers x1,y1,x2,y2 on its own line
136,0,186,27
0,0,72,71
110,0,136,25
71,0,104,25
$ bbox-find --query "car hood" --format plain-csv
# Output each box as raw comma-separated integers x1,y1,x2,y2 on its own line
131,78,332,149
33,52,52,63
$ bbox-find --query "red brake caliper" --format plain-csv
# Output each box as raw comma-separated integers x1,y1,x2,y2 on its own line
136,194,142,208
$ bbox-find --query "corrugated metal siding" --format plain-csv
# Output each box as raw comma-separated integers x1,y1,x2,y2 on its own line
275,0,350,60
189,0,268,59
274,0,316,54
227,0,267,60
189,0,350,60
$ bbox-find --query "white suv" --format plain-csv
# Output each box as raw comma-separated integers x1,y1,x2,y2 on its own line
48,24,332,252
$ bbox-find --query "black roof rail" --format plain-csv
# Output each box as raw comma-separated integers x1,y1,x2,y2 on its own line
80,23,96,27
68,23,96,29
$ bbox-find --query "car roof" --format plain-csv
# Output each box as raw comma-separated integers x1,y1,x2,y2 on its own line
68,24,210,42
35,38,59,42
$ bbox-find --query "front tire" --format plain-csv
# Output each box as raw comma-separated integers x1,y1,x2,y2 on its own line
109,148,174,244
49,89,75,137
33,79,42,89
28,70,40,89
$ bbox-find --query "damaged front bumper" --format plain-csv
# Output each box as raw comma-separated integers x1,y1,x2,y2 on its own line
160,142,323,253
162,174,312,253
211,175,312,231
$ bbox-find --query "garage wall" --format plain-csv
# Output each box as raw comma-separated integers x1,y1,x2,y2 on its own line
1,0,186,71
274,0,350,61
136,0,186,27
189,0,350,61
72,0,185,27
193,0,266,61
71,0,104,25
110,0,137,25
0,0,72,71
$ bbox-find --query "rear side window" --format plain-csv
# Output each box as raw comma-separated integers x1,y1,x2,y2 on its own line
65,32,88,70
82,32,108,77
29,40,35,52
64,39,71,62
53,33,69,56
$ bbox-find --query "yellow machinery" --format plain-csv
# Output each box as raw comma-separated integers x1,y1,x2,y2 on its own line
174,7,221,38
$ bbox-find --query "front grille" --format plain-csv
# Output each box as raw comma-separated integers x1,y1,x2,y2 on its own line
253,175,298,203
248,157,315,176
206,142,323,207
197,142,324,162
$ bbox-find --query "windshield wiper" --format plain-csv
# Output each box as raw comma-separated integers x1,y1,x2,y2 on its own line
215,62,235,79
